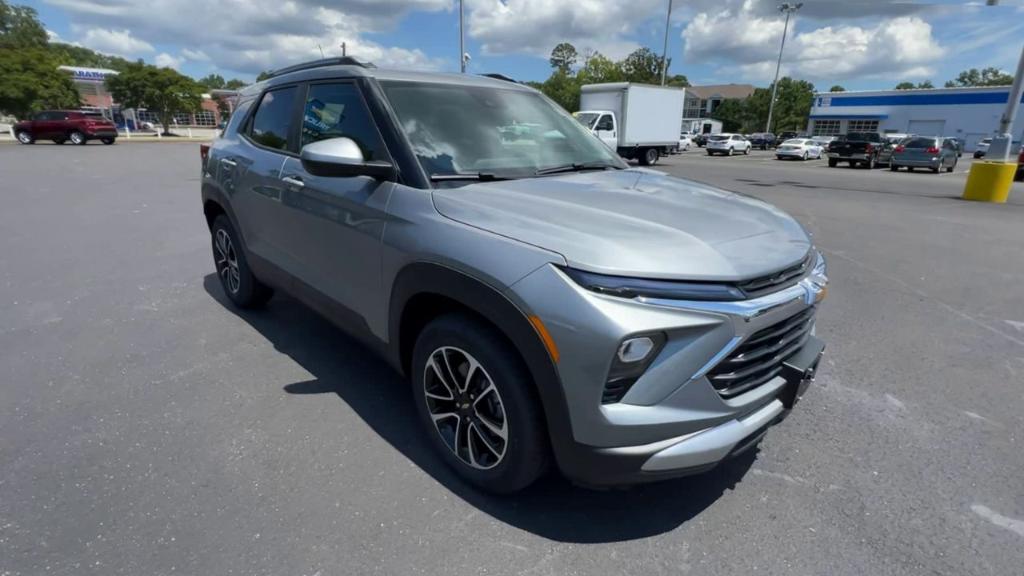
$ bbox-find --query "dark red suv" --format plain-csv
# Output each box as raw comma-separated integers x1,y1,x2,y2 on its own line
14,111,118,145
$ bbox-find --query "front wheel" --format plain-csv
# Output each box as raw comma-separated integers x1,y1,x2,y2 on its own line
727,147,734,156
101,138,115,145
802,152,808,161
69,131,86,145
743,146,750,155
411,314,548,493
210,215,273,308
828,158,838,167
16,131,34,145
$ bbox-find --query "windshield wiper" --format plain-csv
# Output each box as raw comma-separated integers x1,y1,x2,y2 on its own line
534,161,621,176
429,172,510,182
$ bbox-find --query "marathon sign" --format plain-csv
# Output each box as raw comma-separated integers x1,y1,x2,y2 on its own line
59,66,118,82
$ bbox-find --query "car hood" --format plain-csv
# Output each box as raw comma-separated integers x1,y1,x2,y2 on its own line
431,169,811,281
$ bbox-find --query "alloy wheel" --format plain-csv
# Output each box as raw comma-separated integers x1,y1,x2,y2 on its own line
214,229,241,294
70,132,85,145
423,346,508,470
17,132,32,144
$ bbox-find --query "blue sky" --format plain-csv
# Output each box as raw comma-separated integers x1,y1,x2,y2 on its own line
24,0,1024,91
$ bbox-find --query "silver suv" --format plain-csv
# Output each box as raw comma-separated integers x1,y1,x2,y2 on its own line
201,58,828,492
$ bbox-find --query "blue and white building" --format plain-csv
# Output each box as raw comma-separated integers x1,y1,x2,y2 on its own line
808,86,1024,151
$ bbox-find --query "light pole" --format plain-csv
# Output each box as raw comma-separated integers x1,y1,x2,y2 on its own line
660,0,673,85
459,0,466,73
765,2,801,133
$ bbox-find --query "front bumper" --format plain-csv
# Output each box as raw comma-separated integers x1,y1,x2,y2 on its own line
508,257,828,487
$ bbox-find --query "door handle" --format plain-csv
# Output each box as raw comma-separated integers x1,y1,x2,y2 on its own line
281,175,304,188
221,158,237,167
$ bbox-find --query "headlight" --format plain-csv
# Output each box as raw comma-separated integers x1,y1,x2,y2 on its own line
561,267,746,301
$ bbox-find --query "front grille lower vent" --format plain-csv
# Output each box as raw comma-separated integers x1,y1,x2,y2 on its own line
707,306,816,398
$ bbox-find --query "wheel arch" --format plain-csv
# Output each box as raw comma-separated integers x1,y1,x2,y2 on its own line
388,262,573,465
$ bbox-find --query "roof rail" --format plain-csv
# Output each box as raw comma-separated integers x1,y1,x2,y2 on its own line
266,57,375,79
481,73,518,83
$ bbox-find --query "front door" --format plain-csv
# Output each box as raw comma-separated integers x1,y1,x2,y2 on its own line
594,114,617,149
277,81,394,322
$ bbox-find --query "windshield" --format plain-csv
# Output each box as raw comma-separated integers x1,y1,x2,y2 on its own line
380,81,621,178
575,112,600,130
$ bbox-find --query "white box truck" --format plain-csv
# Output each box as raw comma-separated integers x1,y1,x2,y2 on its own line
577,82,685,166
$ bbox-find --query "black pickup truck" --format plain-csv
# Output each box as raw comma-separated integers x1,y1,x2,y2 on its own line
827,132,884,169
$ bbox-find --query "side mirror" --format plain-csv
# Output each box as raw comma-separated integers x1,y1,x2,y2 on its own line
300,137,396,180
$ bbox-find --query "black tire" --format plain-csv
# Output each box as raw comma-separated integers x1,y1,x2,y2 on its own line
907,167,914,172
639,147,659,166
16,131,35,145
707,150,714,156
101,138,115,145
931,164,940,174
69,131,87,145
411,314,548,493
210,215,272,308
801,152,808,161
743,146,750,155
827,158,838,167
946,159,955,173
865,156,875,169
890,163,899,171
727,147,734,156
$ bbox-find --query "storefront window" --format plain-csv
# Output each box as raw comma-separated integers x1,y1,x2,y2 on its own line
812,120,841,136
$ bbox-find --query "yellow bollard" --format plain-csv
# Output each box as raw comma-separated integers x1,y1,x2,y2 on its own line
962,161,1017,203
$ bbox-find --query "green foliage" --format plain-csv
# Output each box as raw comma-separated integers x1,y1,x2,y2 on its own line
105,62,203,134
549,42,578,74
256,70,274,82
539,69,581,112
620,47,664,84
944,67,1013,88
46,43,135,71
829,85,846,92
224,78,247,90
666,74,690,88
0,47,80,117
198,74,226,90
895,80,933,90
710,77,815,134
0,0,47,48
576,52,623,85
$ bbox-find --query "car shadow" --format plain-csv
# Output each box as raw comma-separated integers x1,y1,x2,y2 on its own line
203,274,757,543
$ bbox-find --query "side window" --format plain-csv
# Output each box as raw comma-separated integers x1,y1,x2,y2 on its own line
594,115,613,131
35,112,52,121
248,86,298,152
301,83,387,161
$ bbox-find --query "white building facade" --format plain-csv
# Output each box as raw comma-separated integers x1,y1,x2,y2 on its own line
808,86,1024,152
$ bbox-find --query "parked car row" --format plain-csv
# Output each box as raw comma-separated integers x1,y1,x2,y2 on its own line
824,132,966,174
13,110,118,145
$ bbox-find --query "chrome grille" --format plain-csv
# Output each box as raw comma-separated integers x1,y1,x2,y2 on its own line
707,306,816,398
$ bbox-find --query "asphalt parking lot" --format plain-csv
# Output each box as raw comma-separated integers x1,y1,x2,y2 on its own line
2,142,1023,576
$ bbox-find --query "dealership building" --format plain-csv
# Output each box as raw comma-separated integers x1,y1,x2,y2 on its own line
807,86,1024,151
58,65,232,129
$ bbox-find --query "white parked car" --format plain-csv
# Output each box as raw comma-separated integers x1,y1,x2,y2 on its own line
676,133,693,153
776,138,824,161
706,133,751,156
974,138,991,158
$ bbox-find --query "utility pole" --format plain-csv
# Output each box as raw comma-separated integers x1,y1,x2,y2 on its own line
766,2,802,133
660,0,673,85
341,42,346,57
989,43,1024,162
459,0,466,73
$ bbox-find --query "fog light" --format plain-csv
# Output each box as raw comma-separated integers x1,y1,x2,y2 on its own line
617,337,655,363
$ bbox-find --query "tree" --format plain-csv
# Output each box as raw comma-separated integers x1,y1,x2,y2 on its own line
105,62,203,135
539,69,581,112
620,47,663,84
768,77,815,132
549,42,578,74
829,85,846,92
198,73,226,90
710,98,745,132
0,0,48,49
944,67,1014,88
46,42,134,72
0,47,80,117
895,80,933,90
224,78,247,90
576,52,622,85
666,74,690,88
256,70,273,82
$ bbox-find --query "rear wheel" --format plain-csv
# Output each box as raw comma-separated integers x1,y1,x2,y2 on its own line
16,131,34,145
101,138,115,145
69,131,86,145
411,314,548,493
865,156,875,169
930,164,940,174
639,147,659,166
827,158,837,167
890,163,899,171
802,151,808,161
946,159,956,173
727,147,734,156
743,146,750,155
210,215,272,308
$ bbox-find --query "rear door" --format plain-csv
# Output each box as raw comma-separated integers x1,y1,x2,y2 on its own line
277,81,394,321
232,85,303,275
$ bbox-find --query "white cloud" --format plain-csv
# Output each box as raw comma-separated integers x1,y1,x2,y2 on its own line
154,52,184,69
466,0,664,59
45,0,450,76
682,1,945,83
77,27,155,57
